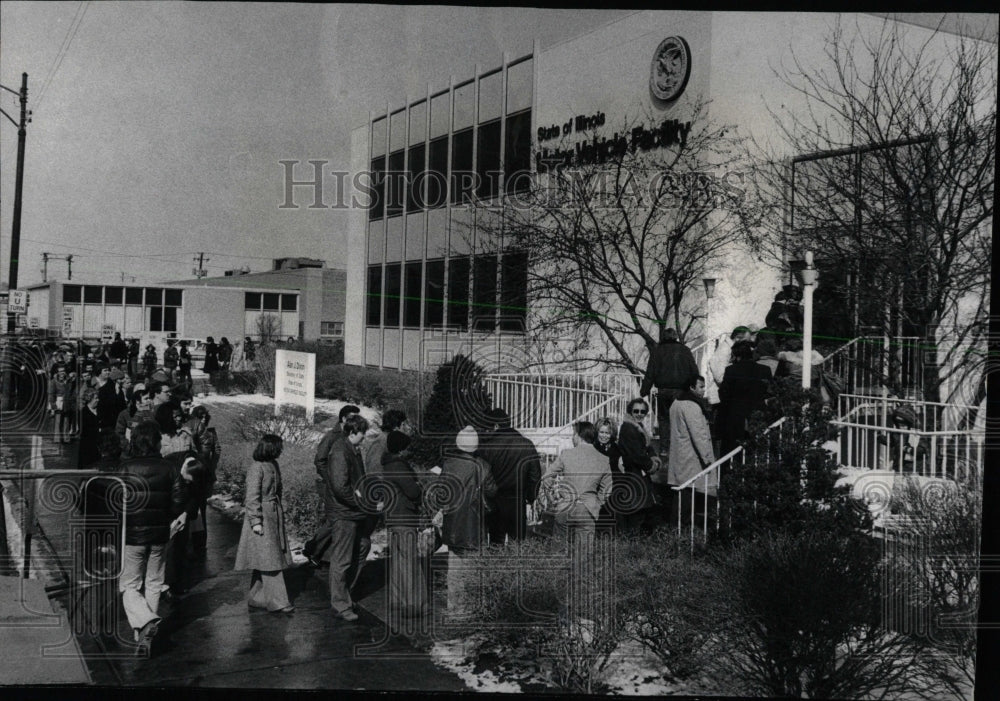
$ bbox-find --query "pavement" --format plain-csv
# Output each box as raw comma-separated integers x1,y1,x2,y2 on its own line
1,429,469,690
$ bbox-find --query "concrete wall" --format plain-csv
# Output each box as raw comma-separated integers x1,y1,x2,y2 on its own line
181,288,249,343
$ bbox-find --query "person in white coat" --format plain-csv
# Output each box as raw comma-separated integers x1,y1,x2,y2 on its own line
705,326,753,408
667,375,717,528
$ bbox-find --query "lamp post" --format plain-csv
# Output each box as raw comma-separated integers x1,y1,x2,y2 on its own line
701,277,716,377
799,252,819,390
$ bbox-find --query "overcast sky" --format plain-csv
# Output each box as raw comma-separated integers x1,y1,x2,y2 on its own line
0,3,632,286
1,5,996,288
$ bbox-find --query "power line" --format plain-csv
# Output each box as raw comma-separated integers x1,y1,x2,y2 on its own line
35,1,89,111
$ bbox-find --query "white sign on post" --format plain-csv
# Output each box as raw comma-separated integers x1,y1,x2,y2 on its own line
274,349,315,421
8,289,27,313
62,307,74,336
101,324,115,341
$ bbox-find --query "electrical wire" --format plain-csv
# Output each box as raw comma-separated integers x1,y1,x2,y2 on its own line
34,1,90,111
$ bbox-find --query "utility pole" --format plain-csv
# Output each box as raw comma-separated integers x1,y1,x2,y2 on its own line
193,252,209,278
66,255,73,280
42,252,49,283
2,72,30,335
41,253,74,282
1,73,28,412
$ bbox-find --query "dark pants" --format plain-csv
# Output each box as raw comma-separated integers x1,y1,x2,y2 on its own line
655,388,683,452
487,494,527,544
328,517,371,613
164,525,189,594
190,495,209,550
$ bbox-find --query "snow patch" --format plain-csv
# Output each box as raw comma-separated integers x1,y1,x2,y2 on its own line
430,635,523,693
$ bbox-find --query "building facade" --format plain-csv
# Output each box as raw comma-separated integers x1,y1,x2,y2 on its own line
344,10,994,374
22,280,300,345
166,264,347,343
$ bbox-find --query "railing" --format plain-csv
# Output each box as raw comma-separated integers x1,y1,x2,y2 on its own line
821,335,925,398
482,333,721,439
831,400,983,482
836,393,978,433
672,416,790,552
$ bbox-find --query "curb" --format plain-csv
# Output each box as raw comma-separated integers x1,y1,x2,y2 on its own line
0,477,69,589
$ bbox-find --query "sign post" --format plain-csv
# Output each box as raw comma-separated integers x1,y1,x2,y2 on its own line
8,289,27,314
274,349,315,421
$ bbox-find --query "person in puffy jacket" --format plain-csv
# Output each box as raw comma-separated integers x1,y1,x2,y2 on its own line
118,420,197,656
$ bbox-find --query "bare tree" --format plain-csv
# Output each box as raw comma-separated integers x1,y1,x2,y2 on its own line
751,17,995,403
465,102,761,375
255,313,281,344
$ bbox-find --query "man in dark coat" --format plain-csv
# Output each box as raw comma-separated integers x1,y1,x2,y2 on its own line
717,340,773,456
118,421,194,655
479,408,541,544
304,404,361,565
109,332,128,367
97,367,128,432
322,413,373,621
639,327,699,455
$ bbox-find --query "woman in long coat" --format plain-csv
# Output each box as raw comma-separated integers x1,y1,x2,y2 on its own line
202,336,220,376
234,434,294,613
616,398,661,533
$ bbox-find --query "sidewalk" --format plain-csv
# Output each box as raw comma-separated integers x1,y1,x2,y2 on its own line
3,431,468,690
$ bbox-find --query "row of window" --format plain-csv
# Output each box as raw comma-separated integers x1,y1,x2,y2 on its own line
369,109,531,218
366,252,528,333
63,285,183,307
244,292,298,312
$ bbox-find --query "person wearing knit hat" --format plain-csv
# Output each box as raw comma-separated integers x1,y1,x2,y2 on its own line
438,425,497,619
455,425,479,453
381,429,429,628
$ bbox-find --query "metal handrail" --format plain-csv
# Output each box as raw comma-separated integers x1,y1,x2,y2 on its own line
672,416,788,492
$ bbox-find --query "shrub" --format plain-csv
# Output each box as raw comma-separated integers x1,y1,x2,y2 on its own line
715,529,950,699
457,529,723,693
315,363,428,417
885,469,981,695
408,354,492,469
718,378,872,544
231,404,321,444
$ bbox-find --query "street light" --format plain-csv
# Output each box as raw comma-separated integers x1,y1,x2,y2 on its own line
797,252,819,390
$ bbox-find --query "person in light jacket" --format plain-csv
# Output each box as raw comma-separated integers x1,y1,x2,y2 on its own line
667,375,717,526
544,421,613,620
234,434,295,614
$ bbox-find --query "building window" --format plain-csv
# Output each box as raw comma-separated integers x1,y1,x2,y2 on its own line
478,70,502,124
85,286,103,304
367,265,382,327
451,128,474,205
499,250,529,332
125,287,143,305
425,259,445,328
164,306,177,332
369,155,385,220
164,289,183,306
384,262,402,327
427,136,448,209
472,255,498,332
506,57,533,114
63,285,81,303
105,287,124,305
245,292,262,309
407,143,426,212
447,256,470,331
281,294,297,311
372,117,387,158
403,261,423,328
321,321,344,337
477,119,502,200
386,149,405,217
505,109,532,194
263,293,280,311
145,288,162,306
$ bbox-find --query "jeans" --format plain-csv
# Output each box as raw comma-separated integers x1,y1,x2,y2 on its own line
119,543,166,631
328,518,371,613
553,502,600,621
